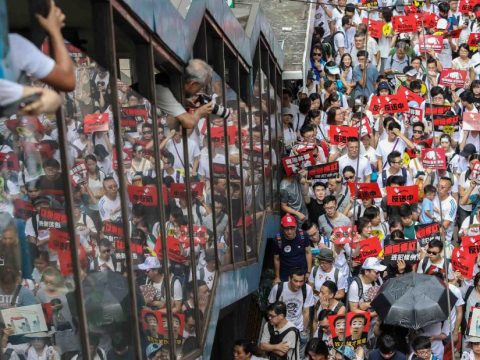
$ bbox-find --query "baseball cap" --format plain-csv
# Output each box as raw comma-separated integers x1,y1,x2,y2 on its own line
377,82,389,92
146,343,162,358
362,257,386,271
138,256,161,270
280,214,297,228
325,64,340,75
282,107,295,117
32,195,51,207
436,18,448,30
460,143,477,158
466,336,480,344
335,345,356,360
318,248,334,262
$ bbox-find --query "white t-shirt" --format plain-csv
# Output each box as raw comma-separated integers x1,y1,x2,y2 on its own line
98,194,122,222
6,34,55,83
433,195,457,243
459,171,480,212
309,266,348,293
0,79,23,105
338,154,372,182
460,215,480,236
268,282,315,331
166,138,201,170
260,320,300,360
348,276,381,303
419,321,450,359
376,137,407,170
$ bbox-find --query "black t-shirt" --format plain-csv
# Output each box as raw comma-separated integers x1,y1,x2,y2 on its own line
107,348,134,360
307,199,325,224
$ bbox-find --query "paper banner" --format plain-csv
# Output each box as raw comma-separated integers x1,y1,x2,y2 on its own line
331,226,358,245
452,246,476,279
328,126,359,145
348,182,382,200
439,69,468,87
421,148,447,170
392,16,418,33
127,185,158,206
386,185,419,206
369,94,408,115
83,113,109,133
383,240,419,265
419,35,443,53
352,237,382,263
405,107,423,125
306,161,339,179
397,86,424,105
463,112,480,131
345,311,371,349
415,222,441,247
282,151,316,176
39,208,67,230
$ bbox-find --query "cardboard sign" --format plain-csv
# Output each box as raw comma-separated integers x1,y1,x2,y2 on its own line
348,182,382,200
369,94,408,115
459,0,480,13
306,161,339,179
397,86,424,106
421,148,447,170
328,126,359,145
439,69,468,87
463,112,480,131
423,12,440,29
13,199,34,220
419,35,443,53
282,151,316,176
345,311,371,349
362,18,384,39
352,237,382,263
405,107,423,125
48,229,70,252
383,240,419,265
386,185,419,206
69,162,87,187
170,182,205,200
433,115,459,128
39,208,67,230
452,246,476,279
127,185,158,206
83,113,109,133
331,226,358,245
0,152,19,171
392,16,418,33
210,125,238,146
329,314,347,348
121,105,148,122
415,222,441,247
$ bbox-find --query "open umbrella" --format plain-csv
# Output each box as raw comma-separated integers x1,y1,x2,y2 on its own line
371,272,457,330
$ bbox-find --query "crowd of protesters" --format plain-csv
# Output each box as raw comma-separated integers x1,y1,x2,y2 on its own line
246,0,480,360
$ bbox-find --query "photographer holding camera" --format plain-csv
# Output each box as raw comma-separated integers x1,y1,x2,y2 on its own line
155,59,216,129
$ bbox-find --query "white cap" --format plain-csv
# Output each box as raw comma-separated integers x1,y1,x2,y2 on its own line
362,257,386,271
436,18,448,30
138,256,161,270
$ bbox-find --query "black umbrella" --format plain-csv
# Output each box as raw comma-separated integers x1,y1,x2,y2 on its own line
83,271,130,327
371,272,457,330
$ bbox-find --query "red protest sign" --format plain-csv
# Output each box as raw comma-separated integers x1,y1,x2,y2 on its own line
421,148,447,170
282,151,316,176
13,199,34,220
331,226,358,245
348,182,382,200
169,182,204,200
345,311,371,349
328,126,359,145
69,162,87,187
404,5,418,14
103,221,123,243
179,225,207,245
425,105,451,116
306,161,339,179
352,237,382,263
127,185,158,206
39,208,67,230
58,250,73,276
329,314,346,348
459,0,480,13
447,29,462,39
461,235,480,254
362,18,384,39
369,94,408,115
0,152,19,171
412,13,423,28
406,108,423,125
415,222,441,247
386,185,419,206
48,229,70,252
423,12,440,29
419,35,443,53
210,125,238,146
452,246,476,279
463,112,480,131
383,240,419,265
397,86,424,106
472,161,480,183
439,69,468,87
433,115,459,127
392,16,418,33
83,113,109,133
468,33,480,50
121,105,148,122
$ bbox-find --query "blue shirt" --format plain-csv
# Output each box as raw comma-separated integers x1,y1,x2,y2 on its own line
420,198,434,224
353,64,379,98
273,231,311,281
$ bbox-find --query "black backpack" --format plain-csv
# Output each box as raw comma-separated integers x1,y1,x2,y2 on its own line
462,285,475,335
351,276,381,300
267,323,299,360
322,31,344,58
275,281,307,305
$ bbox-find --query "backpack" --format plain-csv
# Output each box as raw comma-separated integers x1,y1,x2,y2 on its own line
4,348,25,360
275,281,307,305
322,31,344,58
420,257,450,274
381,168,407,188
389,54,410,70
267,323,300,360
312,266,340,286
352,276,381,301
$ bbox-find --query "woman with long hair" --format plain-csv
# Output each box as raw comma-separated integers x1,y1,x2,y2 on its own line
339,53,355,95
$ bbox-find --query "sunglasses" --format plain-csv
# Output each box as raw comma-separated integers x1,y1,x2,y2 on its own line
413,130,423,134
344,176,355,180
427,250,439,255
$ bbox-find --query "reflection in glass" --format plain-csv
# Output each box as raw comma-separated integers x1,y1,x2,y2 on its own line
261,71,272,211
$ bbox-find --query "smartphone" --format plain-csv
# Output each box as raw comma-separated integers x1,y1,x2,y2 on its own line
0,93,42,118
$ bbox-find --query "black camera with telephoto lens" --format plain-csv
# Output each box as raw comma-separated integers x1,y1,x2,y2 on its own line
197,94,231,119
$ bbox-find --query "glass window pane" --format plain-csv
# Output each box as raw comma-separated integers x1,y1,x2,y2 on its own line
261,70,272,211
269,83,279,212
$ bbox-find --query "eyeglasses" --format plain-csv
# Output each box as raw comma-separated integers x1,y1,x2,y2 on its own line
391,160,403,164
427,250,439,255
413,130,423,134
